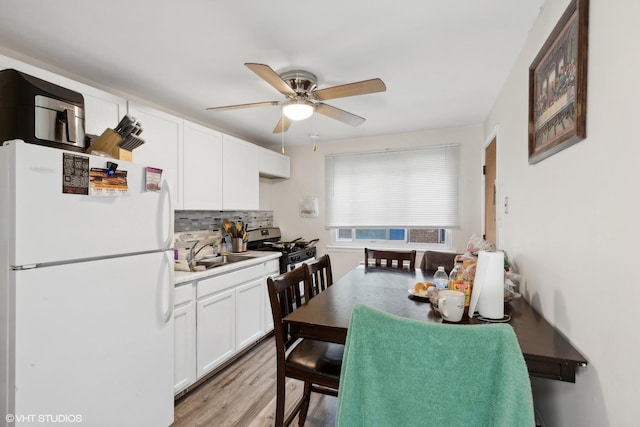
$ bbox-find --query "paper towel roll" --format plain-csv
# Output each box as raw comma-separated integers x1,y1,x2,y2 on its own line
468,251,504,319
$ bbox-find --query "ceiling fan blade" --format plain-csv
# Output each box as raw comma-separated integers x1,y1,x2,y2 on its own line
272,115,293,133
245,63,297,97
206,101,280,111
315,103,366,127
312,78,386,101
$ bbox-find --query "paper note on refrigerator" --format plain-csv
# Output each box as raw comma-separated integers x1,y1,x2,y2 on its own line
89,167,128,196
62,153,90,195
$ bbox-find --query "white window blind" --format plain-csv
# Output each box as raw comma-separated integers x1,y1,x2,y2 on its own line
325,144,459,228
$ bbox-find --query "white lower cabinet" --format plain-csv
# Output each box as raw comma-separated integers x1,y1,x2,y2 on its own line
196,288,236,378
174,282,196,394
264,259,280,333
174,259,278,394
236,278,264,351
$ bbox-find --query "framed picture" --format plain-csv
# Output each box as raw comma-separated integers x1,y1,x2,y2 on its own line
528,0,589,164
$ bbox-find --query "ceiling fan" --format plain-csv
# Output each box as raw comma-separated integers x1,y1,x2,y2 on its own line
206,63,386,133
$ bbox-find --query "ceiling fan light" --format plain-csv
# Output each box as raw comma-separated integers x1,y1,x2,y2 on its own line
282,100,314,121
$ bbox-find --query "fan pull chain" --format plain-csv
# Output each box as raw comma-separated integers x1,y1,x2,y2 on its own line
281,112,285,154
309,133,319,152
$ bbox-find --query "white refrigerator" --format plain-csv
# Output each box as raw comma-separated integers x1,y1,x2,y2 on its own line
0,140,174,427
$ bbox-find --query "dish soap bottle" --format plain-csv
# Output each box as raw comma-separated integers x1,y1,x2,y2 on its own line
433,266,449,290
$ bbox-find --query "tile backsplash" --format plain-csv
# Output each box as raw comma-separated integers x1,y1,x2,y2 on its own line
174,210,273,233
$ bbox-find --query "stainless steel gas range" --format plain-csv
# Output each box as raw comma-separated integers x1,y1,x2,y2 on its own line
245,227,317,273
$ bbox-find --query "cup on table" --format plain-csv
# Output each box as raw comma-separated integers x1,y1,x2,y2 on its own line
438,290,465,322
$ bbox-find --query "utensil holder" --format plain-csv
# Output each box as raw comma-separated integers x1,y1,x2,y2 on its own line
231,238,245,253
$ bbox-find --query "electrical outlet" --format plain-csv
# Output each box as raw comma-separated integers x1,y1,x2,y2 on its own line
504,196,509,214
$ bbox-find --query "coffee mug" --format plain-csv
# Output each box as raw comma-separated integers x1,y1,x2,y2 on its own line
438,290,465,322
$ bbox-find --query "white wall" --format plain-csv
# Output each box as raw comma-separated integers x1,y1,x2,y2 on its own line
258,177,274,211
485,0,640,425
267,126,483,280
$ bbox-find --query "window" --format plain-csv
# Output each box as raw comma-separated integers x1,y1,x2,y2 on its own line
325,145,460,244
335,228,448,246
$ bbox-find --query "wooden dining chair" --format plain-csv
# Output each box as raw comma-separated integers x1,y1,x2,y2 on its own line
364,248,416,270
266,265,344,427
336,304,535,426
306,254,333,299
420,250,460,274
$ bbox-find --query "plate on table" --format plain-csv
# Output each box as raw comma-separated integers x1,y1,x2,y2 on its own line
407,289,431,302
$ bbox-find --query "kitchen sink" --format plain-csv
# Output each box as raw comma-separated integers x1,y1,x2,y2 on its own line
193,254,258,270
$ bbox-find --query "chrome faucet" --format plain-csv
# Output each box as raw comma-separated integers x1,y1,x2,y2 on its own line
187,240,215,268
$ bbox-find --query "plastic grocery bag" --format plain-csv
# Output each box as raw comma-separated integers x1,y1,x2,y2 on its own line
466,234,495,256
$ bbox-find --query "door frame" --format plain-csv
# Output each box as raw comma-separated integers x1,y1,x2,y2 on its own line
482,125,500,248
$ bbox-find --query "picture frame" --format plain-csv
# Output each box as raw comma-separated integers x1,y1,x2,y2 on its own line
528,0,589,164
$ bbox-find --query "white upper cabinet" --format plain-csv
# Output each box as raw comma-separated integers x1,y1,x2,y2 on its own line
82,91,127,137
128,102,183,209
222,134,259,210
258,147,290,179
182,121,223,210
1,54,285,212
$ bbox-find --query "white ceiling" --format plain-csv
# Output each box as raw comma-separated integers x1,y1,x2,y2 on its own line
0,0,543,148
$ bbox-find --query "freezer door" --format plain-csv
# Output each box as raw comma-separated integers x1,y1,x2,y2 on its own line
10,252,174,427
4,140,173,266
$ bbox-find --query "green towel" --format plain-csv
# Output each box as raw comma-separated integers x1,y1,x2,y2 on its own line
336,304,535,427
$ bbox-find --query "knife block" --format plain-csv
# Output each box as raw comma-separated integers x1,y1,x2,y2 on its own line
86,128,132,161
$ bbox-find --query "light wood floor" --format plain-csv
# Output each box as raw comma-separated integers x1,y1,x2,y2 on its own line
171,336,337,427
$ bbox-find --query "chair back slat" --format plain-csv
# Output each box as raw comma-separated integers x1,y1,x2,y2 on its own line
267,265,312,352
364,248,416,270
306,254,333,299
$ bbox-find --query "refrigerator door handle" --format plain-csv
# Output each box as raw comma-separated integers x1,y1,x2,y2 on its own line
159,179,175,250
160,252,174,323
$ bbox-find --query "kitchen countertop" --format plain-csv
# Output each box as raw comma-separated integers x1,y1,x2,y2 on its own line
173,251,281,285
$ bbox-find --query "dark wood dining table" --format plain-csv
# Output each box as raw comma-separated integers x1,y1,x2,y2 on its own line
283,265,587,383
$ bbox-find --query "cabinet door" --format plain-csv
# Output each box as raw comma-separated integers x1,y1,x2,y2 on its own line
128,102,182,208
222,134,259,210
235,278,264,351
258,146,290,179
264,260,280,333
183,121,222,210
196,288,236,378
174,284,196,394
83,91,127,136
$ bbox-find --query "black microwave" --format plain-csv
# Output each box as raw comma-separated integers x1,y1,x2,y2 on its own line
0,69,86,152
